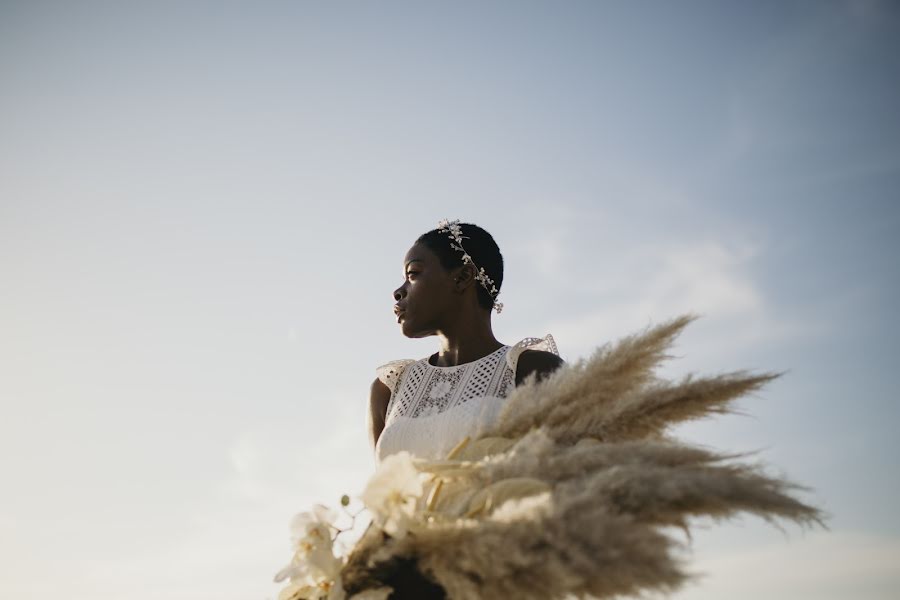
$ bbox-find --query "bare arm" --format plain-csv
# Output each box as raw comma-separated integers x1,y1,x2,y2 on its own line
368,377,392,451
515,349,565,386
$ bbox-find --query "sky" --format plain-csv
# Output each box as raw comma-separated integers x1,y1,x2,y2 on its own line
1,1,898,598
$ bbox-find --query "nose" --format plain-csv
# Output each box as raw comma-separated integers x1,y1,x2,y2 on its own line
393,284,406,302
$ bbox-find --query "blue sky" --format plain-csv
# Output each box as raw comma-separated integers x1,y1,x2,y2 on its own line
1,1,898,598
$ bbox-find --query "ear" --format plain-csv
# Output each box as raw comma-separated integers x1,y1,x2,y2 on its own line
452,262,478,293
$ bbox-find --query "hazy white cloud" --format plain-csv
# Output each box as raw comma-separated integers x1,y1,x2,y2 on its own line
544,238,801,360
649,241,763,316
674,530,900,600
527,233,567,279
0,401,378,600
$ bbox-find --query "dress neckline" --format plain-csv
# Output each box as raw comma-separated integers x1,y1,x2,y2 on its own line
425,344,509,370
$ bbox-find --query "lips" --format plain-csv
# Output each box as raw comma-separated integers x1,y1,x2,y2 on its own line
393,305,406,323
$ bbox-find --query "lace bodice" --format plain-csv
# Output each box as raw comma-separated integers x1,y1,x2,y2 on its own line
374,335,558,462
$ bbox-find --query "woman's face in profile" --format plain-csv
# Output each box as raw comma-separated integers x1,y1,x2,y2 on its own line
393,242,456,338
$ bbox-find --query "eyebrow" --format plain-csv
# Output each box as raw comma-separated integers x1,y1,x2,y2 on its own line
405,259,424,268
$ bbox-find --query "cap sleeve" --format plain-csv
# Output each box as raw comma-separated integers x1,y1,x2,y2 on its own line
505,334,559,371
375,359,416,392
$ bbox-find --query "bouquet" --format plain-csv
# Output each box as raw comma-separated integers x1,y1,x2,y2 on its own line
275,316,824,599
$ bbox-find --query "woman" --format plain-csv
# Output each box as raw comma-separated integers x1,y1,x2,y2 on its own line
369,219,564,461
364,220,563,598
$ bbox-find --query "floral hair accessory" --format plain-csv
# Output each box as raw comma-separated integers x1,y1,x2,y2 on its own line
437,219,503,313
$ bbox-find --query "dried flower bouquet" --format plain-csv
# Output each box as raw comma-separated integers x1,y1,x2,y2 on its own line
277,316,824,600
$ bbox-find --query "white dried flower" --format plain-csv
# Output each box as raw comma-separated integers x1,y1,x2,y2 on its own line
278,577,345,600
275,504,343,595
360,451,425,539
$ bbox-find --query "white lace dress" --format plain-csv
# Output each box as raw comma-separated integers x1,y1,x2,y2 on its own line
374,335,558,462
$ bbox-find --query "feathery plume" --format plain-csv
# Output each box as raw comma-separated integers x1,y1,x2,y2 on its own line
283,316,825,600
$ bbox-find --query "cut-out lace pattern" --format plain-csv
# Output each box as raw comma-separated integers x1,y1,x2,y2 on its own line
389,346,510,420
374,335,558,461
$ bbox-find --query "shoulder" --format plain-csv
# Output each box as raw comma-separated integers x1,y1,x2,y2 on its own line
515,349,565,385
371,359,416,421
370,377,391,412
368,377,392,448
375,359,417,389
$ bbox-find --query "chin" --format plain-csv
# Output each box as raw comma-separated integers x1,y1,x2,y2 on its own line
400,320,432,339
401,325,424,339
399,320,415,338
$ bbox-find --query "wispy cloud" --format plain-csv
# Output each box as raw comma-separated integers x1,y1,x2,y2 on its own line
543,238,822,367
674,530,900,600
12,400,379,600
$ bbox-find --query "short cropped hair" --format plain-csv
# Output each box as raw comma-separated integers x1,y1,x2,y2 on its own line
416,223,503,311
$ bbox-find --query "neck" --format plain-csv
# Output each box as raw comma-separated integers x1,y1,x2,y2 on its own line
433,310,503,367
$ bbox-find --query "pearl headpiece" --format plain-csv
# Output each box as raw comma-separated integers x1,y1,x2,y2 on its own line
437,219,504,314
